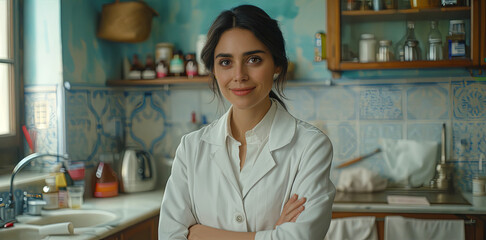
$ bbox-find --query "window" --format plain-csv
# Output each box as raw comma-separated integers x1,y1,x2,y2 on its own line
0,0,22,171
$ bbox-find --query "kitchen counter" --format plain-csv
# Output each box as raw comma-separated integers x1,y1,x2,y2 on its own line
4,189,164,240
3,188,486,239
332,191,486,215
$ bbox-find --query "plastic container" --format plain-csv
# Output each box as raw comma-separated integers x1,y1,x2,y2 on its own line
42,176,59,210
93,160,119,198
359,33,376,63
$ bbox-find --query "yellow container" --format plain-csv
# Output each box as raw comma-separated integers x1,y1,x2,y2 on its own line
410,0,440,8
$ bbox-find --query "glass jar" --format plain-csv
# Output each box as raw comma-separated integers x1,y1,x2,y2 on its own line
377,40,393,62
359,33,376,63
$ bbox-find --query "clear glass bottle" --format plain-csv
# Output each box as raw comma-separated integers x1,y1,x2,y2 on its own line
427,21,443,61
395,21,421,61
377,40,393,62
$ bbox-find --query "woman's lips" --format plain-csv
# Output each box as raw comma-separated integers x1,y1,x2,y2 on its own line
231,87,255,96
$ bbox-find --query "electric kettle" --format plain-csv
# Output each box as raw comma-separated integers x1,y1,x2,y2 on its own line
120,147,157,193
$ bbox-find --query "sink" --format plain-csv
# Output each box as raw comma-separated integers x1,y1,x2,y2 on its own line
19,209,118,228
0,226,40,239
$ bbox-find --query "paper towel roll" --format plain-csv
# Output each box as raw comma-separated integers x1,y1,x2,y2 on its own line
39,222,74,236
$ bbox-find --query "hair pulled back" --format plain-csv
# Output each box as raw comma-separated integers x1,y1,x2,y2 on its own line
201,4,288,109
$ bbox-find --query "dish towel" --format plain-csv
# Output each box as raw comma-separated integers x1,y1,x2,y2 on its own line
384,216,465,240
324,216,378,240
336,167,387,192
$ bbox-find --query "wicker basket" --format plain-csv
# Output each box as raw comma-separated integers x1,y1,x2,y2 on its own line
97,0,158,43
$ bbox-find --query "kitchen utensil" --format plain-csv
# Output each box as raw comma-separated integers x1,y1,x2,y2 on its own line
336,148,381,168
119,147,157,193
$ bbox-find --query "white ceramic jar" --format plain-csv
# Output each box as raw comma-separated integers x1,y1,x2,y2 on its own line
359,33,376,63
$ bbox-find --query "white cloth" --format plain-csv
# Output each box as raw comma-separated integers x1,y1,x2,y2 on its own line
159,101,336,240
384,216,465,240
324,217,378,240
226,100,276,192
39,222,74,236
336,167,387,192
380,138,439,187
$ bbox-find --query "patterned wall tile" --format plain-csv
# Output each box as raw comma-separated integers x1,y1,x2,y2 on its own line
284,88,316,121
407,84,449,120
452,121,486,162
359,87,403,120
407,123,443,142
25,89,59,156
315,86,357,121
324,122,358,162
168,89,202,122
453,81,486,120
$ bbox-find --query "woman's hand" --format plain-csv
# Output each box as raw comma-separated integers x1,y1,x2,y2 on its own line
274,194,306,228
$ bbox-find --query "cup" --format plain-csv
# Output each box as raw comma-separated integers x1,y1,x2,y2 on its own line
67,185,84,209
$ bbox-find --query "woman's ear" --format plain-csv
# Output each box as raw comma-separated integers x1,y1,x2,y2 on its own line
273,67,282,80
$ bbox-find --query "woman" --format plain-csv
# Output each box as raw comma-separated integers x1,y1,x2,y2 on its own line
159,5,335,240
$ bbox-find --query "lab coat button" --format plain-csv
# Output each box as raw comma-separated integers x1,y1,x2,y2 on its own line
235,215,243,223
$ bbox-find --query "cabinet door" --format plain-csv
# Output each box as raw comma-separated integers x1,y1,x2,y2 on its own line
121,216,158,240
481,0,486,67
326,0,481,73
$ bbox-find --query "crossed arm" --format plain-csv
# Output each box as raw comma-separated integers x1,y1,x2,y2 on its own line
187,194,307,240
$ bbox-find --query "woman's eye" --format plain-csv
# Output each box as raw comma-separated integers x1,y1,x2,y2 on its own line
248,56,262,64
219,59,231,66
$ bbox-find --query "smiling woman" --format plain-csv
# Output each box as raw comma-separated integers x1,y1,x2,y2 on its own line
159,4,335,240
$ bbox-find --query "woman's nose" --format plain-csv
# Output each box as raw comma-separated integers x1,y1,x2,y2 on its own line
233,64,248,82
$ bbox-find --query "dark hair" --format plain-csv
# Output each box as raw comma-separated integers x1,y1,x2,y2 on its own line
201,4,288,109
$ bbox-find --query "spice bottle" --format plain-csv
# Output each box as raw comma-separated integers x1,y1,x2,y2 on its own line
42,176,59,209
170,51,185,76
93,159,119,198
185,53,198,77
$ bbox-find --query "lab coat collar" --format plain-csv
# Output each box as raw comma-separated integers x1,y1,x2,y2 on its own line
201,100,296,151
201,100,296,199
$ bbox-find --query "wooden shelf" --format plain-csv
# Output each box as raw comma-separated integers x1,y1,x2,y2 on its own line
338,59,473,70
106,76,211,86
341,6,470,16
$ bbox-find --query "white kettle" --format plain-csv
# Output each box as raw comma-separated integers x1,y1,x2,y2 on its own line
120,148,157,193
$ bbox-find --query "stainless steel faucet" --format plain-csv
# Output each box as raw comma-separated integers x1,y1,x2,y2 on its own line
0,153,69,227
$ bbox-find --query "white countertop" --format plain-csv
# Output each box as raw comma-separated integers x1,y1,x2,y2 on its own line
1,189,164,240
2,188,486,240
332,192,486,215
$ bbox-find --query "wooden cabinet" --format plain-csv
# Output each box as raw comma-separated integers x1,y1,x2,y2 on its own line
333,212,485,240
103,215,159,240
326,0,483,75
106,76,210,87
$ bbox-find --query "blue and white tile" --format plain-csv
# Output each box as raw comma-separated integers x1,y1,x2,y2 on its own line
315,86,357,121
128,92,168,153
65,90,99,162
359,86,403,120
407,123,443,142
452,121,486,161
324,122,358,163
453,81,486,120
284,88,316,121
168,89,202,122
407,84,449,120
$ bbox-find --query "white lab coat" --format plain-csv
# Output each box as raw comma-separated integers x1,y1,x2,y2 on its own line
159,102,336,240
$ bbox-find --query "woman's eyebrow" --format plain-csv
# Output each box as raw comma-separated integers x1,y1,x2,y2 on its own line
215,50,266,59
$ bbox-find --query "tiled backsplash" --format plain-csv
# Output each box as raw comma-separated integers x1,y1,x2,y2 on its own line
25,77,486,192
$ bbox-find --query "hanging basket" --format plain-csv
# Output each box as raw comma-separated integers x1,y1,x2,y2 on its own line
97,0,158,43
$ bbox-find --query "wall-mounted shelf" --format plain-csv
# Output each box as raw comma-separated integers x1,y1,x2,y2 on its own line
106,76,210,86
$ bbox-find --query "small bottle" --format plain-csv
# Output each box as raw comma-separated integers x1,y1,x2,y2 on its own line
397,21,421,61
170,52,185,76
426,21,443,61
377,40,393,62
447,20,466,59
93,159,119,198
156,60,169,78
185,53,198,77
56,172,68,208
42,176,59,210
